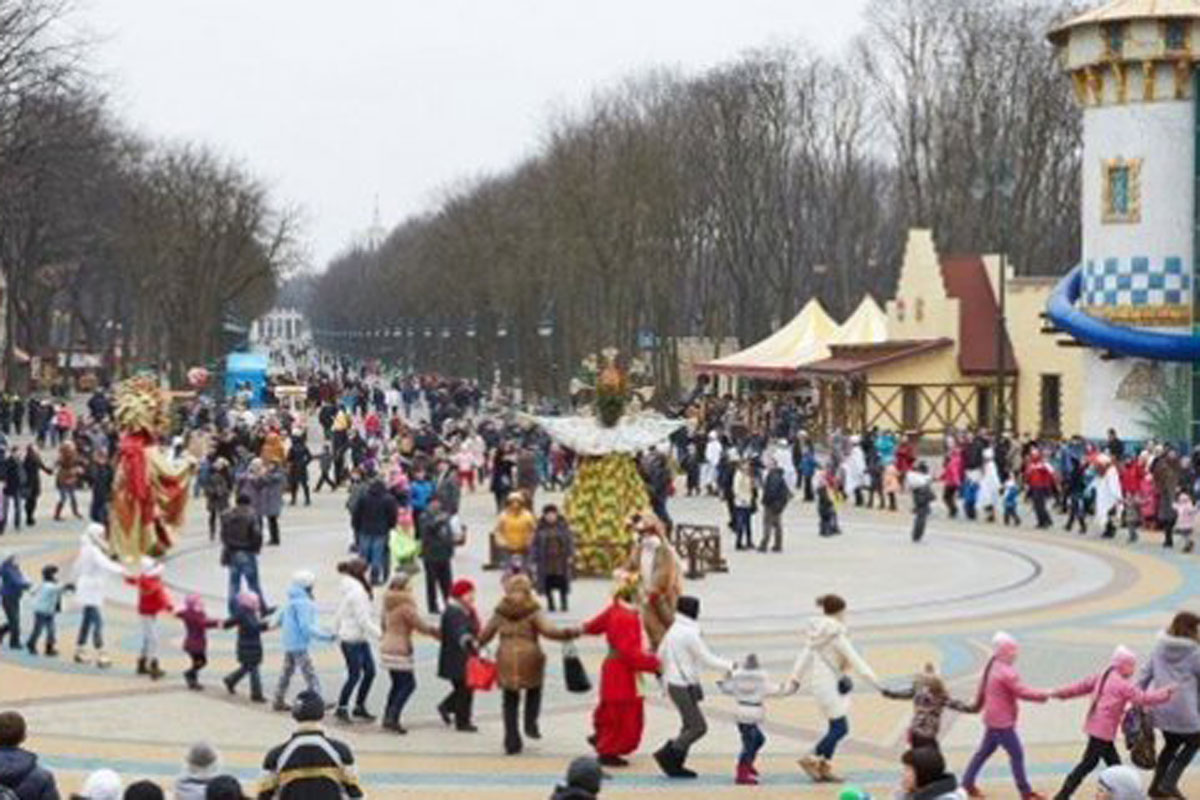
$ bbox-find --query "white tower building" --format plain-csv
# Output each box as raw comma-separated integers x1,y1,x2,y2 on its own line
1050,0,1200,437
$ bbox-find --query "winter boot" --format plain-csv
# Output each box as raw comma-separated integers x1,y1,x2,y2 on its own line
736,763,758,785
654,742,692,778
44,644,58,658
798,754,823,782
148,659,165,680
136,657,148,675
674,749,698,779
818,758,843,783
223,675,236,695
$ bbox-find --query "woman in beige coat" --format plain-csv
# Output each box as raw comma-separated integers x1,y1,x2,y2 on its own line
478,574,579,754
627,514,681,650
379,573,439,734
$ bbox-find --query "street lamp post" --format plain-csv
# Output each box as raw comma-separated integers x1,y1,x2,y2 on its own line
537,318,554,402
971,161,1017,441
496,322,510,390
466,322,479,382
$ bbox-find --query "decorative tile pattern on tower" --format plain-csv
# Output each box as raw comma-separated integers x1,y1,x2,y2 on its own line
1081,256,1192,325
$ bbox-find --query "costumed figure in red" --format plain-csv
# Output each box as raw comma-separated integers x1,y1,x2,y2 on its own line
581,570,662,767
110,375,194,564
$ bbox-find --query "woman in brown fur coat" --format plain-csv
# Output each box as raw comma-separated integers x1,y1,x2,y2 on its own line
478,574,579,754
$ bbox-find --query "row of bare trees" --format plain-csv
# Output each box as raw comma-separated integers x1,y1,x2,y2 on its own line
309,0,1082,398
0,0,297,389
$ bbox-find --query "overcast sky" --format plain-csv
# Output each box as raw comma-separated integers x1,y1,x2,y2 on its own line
74,1,871,271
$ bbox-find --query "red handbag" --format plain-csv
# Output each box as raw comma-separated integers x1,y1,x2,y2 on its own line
466,654,498,692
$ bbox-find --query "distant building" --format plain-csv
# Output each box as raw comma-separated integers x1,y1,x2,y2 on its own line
250,307,310,349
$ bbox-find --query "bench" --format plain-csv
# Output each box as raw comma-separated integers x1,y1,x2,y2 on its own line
668,523,728,580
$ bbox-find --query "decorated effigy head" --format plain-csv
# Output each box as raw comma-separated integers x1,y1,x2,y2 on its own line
115,374,170,437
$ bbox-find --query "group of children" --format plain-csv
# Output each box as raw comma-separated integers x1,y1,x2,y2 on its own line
702,629,1177,800
0,538,280,699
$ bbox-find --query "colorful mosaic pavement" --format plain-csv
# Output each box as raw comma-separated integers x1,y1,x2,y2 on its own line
1,486,1196,799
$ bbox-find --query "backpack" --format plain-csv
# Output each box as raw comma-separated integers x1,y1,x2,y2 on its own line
1123,705,1157,770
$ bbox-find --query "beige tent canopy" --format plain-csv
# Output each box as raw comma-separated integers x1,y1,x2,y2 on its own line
694,295,887,380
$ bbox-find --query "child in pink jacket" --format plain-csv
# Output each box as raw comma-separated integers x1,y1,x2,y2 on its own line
1051,646,1173,800
962,632,1052,800
1173,492,1196,553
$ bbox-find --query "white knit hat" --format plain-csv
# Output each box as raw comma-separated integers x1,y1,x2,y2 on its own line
80,768,123,800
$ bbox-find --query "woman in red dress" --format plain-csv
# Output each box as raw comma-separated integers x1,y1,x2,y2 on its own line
582,574,661,767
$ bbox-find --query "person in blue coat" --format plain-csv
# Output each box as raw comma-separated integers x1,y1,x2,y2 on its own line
0,556,31,650
0,712,58,800
408,465,435,533
271,570,334,712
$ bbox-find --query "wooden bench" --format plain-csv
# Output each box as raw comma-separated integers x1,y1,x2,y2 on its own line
669,523,728,580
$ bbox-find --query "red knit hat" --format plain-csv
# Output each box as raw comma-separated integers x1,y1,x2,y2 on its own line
451,578,476,599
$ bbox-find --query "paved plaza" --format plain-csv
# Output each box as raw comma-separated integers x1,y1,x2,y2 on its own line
1,481,1197,799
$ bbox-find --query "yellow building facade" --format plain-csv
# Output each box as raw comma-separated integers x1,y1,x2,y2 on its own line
802,229,1086,439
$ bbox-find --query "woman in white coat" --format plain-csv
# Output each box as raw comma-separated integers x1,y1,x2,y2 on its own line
1093,453,1123,537
976,448,1002,523
843,437,867,506
703,432,722,495
72,523,126,667
334,557,382,723
788,594,879,783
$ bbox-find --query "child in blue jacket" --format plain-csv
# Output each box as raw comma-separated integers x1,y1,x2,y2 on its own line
271,570,334,711
27,564,70,656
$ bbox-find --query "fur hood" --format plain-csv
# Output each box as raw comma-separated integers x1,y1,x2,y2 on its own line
382,586,416,614
495,592,540,621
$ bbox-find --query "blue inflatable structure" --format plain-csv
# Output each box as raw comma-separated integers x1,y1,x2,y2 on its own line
1047,266,1200,362
224,352,269,407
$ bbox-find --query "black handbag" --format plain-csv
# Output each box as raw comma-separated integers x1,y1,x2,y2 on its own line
563,642,591,693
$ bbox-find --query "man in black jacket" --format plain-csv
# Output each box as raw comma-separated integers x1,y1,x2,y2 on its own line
258,691,362,800
0,711,58,800
758,462,792,552
350,480,398,586
420,497,456,614
286,436,312,507
0,449,22,534
432,458,461,516
221,494,268,616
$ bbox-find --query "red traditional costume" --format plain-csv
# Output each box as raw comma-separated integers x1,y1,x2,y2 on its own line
582,598,661,759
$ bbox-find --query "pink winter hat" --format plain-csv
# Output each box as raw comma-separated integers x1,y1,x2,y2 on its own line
1111,645,1137,672
992,631,1019,660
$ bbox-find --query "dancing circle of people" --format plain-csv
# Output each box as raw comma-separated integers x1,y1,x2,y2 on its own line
2,373,1199,800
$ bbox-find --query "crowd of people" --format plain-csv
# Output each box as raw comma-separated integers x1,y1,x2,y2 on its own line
0,367,1198,799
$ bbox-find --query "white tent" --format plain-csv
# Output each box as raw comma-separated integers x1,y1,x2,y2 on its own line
836,295,889,346
694,295,888,380
694,300,839,379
